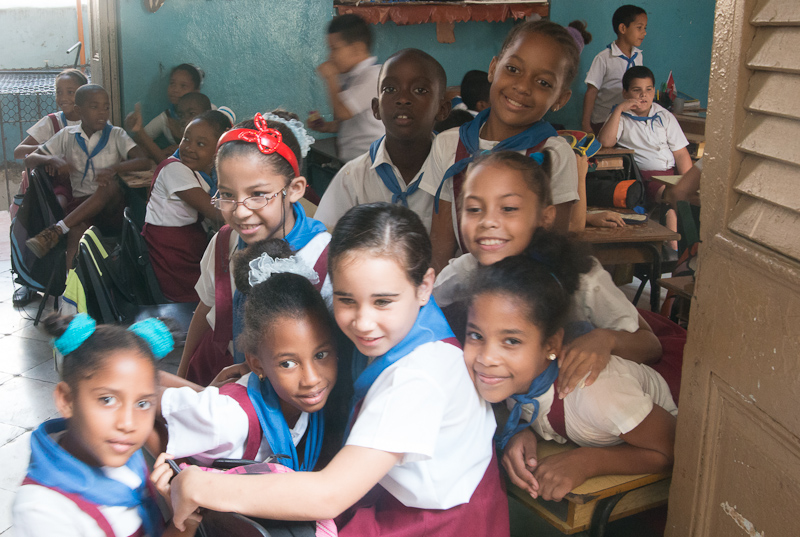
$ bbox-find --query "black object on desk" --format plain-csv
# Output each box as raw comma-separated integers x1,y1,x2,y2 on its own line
307,137,344,198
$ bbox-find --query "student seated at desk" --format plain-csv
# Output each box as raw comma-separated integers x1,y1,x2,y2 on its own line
25,84,152,268
315,49,451,232
307,14,385,162
462,246,677,502
450,70,490,117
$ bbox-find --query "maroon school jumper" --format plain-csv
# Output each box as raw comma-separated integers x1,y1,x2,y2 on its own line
335,337,510,537
141,157,209,302
451,139,548,253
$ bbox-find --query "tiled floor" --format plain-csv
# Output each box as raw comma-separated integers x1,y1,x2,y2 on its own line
0,209,665,536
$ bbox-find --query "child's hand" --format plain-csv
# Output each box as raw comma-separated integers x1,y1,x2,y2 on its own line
306,112,326,132
501,427,540,498
151,452,179,501
586,210,626,228
557,329,614,398
125,102,144,133
316,60,340,81
94,167,116,187
153,453,204,531
533,451,588,501
618,98,639,113
575,154,589,178
46,156,72,177
209,362,250,388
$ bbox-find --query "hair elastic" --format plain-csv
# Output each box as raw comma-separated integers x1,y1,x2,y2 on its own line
530,152,545,165
53,313,96,356
216,113,300,177
128,318,174,359
261,112,315,158
52,313,173,360
248,253,320,288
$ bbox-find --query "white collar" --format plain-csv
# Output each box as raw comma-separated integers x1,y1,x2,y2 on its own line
609,41,642,58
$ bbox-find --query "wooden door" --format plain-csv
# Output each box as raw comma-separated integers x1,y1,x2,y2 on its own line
666,0,800,535
87,0,122,124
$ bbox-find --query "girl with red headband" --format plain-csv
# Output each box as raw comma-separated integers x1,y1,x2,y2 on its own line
177,111,331,386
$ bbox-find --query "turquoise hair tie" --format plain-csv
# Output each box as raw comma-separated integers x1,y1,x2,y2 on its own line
530,152,545,165
53,313,97,355
128,318,174,359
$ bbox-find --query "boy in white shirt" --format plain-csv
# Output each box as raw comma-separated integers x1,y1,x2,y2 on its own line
315,49,450,232
25,85,151,267
307,14,385,162
582,5,647,134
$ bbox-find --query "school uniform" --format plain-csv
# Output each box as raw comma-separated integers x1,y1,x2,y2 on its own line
143,110,177,146
418,112,579,255
14,419,162,537
585,42,644,128
517,355,677,448
27,111,81,144
142,157,212,302
315,135,436,232
336,57,385,162
337,299,509,536
40,123,136,199
614,102,689,172
188,204,331,385
162,372,319,468
434,253,639,334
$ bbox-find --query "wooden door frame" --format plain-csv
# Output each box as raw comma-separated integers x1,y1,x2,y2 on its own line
87,0,122,125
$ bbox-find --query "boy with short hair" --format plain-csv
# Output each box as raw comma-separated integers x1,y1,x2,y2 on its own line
25,84,151,265
315,49,450,232
598,66,692,205
307,13,385,162
582,5,647,134
451,70,490,117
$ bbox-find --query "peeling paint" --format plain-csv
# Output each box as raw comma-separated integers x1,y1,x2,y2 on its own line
720,502,764,537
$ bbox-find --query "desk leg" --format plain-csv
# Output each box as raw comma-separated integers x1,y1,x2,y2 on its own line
646,244,662,312
589,492,625,537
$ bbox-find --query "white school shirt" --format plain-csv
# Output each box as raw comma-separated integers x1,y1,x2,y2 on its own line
615,103,689,172
418,128,578,253
161,372,309,466
26,113,81,144
40,124,137,197
145,160,211,227
14,462,147,537
195,228,333,352
517,355,677,447
585,43,644,125
345,340,496,510
336,57,385,162
433,253,639,333
143,110,177,145
315,136,436,232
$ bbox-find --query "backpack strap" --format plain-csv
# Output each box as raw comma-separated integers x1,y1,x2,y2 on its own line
219,381,263,461
48,113,62,134
22,476,117,537
311,244,329,292
547,380,569,440
213,226,234,346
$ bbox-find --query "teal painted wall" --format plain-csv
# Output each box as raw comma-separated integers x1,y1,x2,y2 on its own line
118,0,514,129
546,0,715,128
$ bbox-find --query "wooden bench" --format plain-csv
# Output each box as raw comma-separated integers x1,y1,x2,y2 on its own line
508,439,671,537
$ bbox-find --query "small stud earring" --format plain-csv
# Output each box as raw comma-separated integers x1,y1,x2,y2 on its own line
547,353,557,361
552,106,559,112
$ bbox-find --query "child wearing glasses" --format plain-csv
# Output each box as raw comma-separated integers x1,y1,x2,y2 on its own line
176,111,331,386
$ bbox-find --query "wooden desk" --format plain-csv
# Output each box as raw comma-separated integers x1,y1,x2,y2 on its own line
509,440,671,536
574,219,680,312
592,147,635,171
119,169,153,189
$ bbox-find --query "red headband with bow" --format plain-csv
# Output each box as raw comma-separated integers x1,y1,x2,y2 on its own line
216,113,300,177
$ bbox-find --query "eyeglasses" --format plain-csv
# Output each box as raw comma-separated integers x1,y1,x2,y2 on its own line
211,190,284,212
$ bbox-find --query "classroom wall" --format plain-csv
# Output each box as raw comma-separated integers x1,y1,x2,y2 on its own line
547,0,715,129
117,0,514,129
0,4,91,70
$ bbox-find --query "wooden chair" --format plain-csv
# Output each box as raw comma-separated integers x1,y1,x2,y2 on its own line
508,440,671,537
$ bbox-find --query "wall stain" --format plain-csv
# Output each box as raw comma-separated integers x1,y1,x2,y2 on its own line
720,502,764,537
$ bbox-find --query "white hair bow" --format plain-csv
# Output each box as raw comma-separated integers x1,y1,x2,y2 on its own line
248,253,320,287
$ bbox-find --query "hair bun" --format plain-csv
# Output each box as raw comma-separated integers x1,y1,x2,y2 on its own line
42,313,74,339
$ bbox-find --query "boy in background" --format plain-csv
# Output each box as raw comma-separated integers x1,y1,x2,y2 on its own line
315,49,450,232
451,70,490,117
25,84,151,266
582,5,647,134
308,14,385,162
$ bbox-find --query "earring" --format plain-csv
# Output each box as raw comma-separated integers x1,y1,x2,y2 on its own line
552,106,560,112
547,353,557,361
258,373,265,381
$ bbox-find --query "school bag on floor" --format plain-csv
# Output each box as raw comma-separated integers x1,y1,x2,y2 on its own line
10,167,66,297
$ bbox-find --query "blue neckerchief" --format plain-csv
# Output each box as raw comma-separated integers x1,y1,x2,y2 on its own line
345,299,454,441
451,96,464,108
607,43,638,71
60,111,67,127
232,204,326,364
74,123,112,185
433,108,557,211
173,148,217,195
246,373,324,472
167,104,178,119
496,360,559,450
369,136,422,208
27,419,162,537
621,109,664,131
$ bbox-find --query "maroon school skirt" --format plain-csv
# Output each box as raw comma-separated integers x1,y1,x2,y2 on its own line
335,451,509,537
638,309,686,404
141,221,209,303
